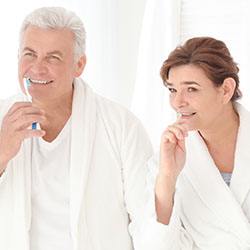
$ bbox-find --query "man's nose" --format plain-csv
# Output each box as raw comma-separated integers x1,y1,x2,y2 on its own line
30,59,48,75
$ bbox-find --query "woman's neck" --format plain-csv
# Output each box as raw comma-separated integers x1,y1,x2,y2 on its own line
198,103,239,172
199,103,239,148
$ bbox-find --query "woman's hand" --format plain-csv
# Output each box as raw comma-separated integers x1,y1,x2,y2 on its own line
155,120,189,224
159,120,188,180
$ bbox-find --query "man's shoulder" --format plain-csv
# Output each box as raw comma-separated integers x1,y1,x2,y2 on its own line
94,93,152,156
76,78,140,125
96,94,130,115
95,94,142,128
75,79,148,136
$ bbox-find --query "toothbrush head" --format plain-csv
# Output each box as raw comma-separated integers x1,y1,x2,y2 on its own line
25,78,31,88
23,78,37,129
23,78,32,101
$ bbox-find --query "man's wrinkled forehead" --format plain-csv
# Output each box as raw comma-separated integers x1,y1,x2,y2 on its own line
19,25,75,53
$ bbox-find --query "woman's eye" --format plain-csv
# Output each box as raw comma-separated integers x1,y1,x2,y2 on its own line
168,88,176,93
187,87,198,92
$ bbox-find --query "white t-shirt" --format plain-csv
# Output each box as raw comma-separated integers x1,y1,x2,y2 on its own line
30,119,72,250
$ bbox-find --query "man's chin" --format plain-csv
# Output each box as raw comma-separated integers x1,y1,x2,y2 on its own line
30,94,54,104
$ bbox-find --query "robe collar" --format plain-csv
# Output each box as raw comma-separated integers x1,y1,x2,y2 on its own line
183,103,250,245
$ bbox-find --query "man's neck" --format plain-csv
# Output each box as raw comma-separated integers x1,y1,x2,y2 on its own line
33,90,73,142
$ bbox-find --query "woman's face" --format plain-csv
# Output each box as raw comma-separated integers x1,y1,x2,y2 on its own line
166,64,226,131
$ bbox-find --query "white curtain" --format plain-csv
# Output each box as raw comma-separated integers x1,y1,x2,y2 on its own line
132,0,250,149
131,0,182,149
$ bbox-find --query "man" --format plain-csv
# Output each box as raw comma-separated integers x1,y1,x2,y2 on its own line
0,7,152,250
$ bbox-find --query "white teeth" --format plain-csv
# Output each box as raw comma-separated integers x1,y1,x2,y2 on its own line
182,113,195,117
177,112,196,117
28,78,51,84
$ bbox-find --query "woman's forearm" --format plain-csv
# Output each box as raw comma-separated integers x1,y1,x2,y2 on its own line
155,174,177,225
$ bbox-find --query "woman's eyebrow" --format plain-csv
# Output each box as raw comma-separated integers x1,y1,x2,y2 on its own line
165,81,201,86
181,81,201,86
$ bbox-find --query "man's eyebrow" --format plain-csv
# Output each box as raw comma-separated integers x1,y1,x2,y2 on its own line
21,48,63,57
47,50,63,57
22,47,36,53
165,81,201,86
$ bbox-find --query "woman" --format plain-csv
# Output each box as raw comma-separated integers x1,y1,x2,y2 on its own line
131,37,250,250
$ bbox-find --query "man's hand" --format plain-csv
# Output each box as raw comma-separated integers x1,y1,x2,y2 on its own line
0,102,46,174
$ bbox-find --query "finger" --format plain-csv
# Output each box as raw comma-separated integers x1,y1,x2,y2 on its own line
176,117,190,131
162,131,178,144
8,106,45,122
177,138,186,152
167,125,187,140
7,102,32,116
163,123,188,138
12,114,46,131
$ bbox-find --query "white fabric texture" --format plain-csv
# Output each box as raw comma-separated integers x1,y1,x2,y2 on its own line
130,103,250,250
30,118,72,250
0,78,153,250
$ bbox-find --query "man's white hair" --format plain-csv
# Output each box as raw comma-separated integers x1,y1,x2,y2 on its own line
19,7,86,60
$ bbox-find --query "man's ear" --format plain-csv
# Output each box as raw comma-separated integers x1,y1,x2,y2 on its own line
221,77,236,104
74,55,86,77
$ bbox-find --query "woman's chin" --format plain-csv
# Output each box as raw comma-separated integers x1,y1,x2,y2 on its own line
186,123,198,132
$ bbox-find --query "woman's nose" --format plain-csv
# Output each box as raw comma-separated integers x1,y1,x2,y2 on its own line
171,92,188,109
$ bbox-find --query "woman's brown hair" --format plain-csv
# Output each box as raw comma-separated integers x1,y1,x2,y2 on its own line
160,37,242,101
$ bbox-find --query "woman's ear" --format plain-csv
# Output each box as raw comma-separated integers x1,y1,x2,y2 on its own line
221,77,236,104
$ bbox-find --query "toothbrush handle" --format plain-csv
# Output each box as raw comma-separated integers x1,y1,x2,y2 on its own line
32,122,37,130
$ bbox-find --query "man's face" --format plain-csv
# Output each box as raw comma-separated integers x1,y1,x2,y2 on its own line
18,25,85,102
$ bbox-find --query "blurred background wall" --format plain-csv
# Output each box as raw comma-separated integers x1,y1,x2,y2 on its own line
1,0,249,148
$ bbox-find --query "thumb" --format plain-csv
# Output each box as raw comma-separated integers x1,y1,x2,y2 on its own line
177,137,186,153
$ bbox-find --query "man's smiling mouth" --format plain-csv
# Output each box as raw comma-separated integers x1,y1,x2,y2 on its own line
27,77,53,85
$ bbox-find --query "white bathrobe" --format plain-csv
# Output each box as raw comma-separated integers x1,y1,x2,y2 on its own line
0,78,153,250
130,103,250,250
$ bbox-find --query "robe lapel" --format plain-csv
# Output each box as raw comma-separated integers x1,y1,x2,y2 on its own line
11,137,32,250
7,94,33,250
69,79,96,249
184,130,250,245
230,103,250,206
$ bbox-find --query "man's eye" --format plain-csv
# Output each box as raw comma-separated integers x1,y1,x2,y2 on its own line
48,55,60,61
24,52,35,57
